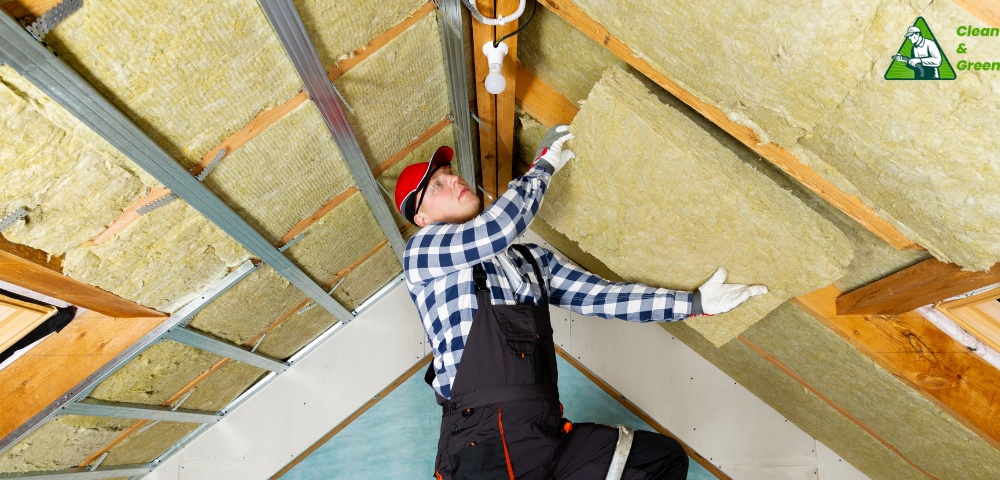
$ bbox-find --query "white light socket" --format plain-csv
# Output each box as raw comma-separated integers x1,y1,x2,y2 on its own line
482,41,509,95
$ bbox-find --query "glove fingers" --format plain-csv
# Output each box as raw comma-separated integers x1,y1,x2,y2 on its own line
560,149,575,163
550,133,575,151
708,266,728,284
747,285,768,296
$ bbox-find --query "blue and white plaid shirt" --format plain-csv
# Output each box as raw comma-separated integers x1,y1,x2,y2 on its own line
404,166,693,399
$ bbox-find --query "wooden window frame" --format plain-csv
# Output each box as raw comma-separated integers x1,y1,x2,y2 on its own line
0,293,57,355
935,286,1000,353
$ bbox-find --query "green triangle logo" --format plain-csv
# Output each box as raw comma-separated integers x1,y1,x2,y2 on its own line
885,17,956,80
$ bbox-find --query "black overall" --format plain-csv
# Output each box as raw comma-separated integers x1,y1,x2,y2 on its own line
428,245,689,480
431,245,562,480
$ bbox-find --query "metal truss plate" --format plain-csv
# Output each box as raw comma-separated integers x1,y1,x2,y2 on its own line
0,207,28,232
134,193,176,215
25,0,83,41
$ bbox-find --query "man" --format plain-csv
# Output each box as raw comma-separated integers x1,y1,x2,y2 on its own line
895,26,942,79
394,126,767,480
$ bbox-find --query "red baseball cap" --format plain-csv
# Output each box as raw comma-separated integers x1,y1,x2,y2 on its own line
395,146,454,224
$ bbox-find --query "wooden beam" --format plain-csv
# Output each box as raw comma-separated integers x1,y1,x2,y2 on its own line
950,0,1000,28
794,285,1000,451
0,311,165,440
538,0,920,251
0,0,59,20
472,0,499,198
514,63,579,127
493,0,518,197
836,258,1000,316
738,334,941,480
554,347,732,480
0,235,165,318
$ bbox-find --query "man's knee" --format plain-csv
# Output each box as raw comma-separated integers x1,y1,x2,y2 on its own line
625,431,688,480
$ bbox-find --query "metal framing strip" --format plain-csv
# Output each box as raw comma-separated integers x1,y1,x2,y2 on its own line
60,401,223,424
0,207,29,232
437,0,478,190
0,10,354,324
0,260,260,455
0,464,153,479
163,327,289,373
256,0,406,265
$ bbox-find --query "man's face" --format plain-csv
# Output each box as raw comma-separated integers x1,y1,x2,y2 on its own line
413,165,481,227
908,32,921,43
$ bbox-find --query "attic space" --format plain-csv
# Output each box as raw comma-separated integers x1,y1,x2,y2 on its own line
1,0,999,479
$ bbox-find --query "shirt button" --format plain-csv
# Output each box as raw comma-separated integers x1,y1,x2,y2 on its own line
450,402,458,410
451,424,459,432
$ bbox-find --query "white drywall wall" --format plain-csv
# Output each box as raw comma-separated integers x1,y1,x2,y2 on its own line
146,232,869,480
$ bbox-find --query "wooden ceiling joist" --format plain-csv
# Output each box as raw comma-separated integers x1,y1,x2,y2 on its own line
514,63,579,128
537,0,921,252
836,258,1000,316
795,285,1000,451
0,235,165,318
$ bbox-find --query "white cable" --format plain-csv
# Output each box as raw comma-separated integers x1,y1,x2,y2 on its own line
460,0,526,26
915,304,1000,371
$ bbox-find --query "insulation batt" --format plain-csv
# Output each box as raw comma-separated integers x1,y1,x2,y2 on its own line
335,13,452,169
540,67,852,346
0,416,136,473
36,0,302,168
570,0,1000,270
515,8,929,293
0,66,145,255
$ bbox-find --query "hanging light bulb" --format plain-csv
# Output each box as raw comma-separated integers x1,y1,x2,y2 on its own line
483,41,509,95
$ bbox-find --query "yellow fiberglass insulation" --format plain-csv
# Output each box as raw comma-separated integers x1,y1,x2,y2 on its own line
0,416,136,473
202,100,356,244
188,265,309,346
283,192,387,285
569,0,1000,270
0,66,145,255
102,421,201,466
540,67,852,346
38,0,302,168
86,340,224,406
335,12,451,169
61,200,251,313
181,362,268,412
294,0,427,70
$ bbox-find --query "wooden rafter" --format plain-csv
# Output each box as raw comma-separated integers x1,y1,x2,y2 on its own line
794,285,1000,450
536,0,921,251
0,311,165,441
0,235,165,318
514,63,579,127
836,258,1000,316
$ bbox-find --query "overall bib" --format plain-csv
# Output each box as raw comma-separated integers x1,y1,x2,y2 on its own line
431,244,562,480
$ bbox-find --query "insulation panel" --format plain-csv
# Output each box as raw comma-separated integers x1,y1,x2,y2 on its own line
0,66,145,255
540,67,852,345
201,100,356,244
0,416,136,473
102,421,200,466
87,340,224,407
567,0,1000,270
335,12,451,169
37,0,302,168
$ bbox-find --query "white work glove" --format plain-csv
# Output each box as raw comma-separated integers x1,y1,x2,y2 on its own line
532,125,575,174
691,267,768,316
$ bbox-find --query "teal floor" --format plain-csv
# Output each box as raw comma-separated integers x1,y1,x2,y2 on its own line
280,356,716,479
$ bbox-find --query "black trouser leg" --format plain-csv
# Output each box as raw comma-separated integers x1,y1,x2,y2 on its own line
624,431,689,480
549,424,688,480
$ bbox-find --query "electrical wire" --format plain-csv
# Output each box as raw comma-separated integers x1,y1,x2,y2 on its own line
494,0,537,47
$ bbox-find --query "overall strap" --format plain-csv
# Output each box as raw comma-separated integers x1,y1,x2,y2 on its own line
472,263,489,292
510,244,548,305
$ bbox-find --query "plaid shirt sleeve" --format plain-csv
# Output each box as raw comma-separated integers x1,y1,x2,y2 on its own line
533,246,693,322
404,165,551,285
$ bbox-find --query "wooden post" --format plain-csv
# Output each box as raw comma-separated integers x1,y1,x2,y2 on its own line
0,235,165,318
836,258,1000,316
